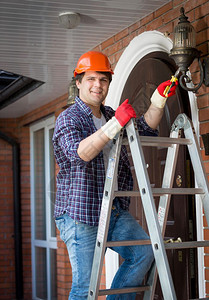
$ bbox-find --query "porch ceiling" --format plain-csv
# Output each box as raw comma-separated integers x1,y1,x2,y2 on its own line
0,0,170,118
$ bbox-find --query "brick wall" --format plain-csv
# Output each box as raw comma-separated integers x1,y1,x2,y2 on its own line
0,0,209,298
0,133,15,299
0,95,67,299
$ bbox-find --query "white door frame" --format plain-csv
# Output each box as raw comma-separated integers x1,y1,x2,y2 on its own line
30,115,57,299
105,30,204,296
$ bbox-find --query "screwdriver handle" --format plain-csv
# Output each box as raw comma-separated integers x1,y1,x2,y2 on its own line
163,76,178,97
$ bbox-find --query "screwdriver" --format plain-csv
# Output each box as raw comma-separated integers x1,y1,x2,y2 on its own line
163,68,180,97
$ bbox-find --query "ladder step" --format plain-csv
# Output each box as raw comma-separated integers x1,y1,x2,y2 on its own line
114,188,205,197
106,239,151,247
98,285,150,296
164,241,209,249
106,240,209,249
123,136,192,147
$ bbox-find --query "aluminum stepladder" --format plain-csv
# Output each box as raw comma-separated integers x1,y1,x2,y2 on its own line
88,113,209,300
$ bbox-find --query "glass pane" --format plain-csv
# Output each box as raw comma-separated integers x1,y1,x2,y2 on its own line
35,247,47,299
49,128,56,237
50,249,57,299
34,129,46,240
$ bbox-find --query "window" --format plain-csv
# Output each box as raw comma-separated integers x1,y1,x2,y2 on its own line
30,116,57,299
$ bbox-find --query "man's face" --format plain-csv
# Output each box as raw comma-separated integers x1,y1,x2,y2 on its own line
76,71,110,107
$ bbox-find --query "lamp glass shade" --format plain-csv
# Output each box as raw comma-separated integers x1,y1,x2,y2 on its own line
173,21,196,49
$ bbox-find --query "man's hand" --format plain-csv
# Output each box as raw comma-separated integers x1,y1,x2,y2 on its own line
158,79,178,97
101,99,136,140
151,79,178,108
115,99,136,127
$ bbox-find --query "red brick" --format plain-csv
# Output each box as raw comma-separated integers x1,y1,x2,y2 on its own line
163,6,181,24
141,12,154,26
199,107,209,122
115,28,129,42
199,122,209,134
205,268,209,280
196,28,209,46
122,31,137,49
101,36,115,50
146,16,164,31
129,20,141,34
155,2,173,19
203,161,209,173
195,1,209,19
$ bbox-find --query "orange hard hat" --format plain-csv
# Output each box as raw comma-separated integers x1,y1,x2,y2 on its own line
74,51,114,77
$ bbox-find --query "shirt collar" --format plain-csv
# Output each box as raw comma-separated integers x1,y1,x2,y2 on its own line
75,96,106,118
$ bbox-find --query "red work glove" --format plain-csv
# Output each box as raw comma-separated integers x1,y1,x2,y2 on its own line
157,79,178,97
151,79,178,108
115,99,136,127
101,99,136,140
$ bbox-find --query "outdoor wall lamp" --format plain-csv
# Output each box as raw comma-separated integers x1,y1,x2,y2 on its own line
169,7,209,92
67,77,78,106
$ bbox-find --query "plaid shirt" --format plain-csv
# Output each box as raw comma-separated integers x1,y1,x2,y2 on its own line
53,97,158,226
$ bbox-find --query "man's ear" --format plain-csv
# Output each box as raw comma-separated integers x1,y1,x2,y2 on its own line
76,80,80,89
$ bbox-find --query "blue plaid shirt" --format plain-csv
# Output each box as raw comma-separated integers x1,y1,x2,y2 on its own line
53,97,158,226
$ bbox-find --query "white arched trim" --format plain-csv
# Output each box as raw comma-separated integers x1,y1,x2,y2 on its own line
105,30,204,296
106,30,173,109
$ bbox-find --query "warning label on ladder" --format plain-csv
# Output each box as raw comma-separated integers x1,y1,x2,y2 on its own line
158,206,165,227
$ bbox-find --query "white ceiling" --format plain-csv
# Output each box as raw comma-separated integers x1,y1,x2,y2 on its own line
0,0,170,118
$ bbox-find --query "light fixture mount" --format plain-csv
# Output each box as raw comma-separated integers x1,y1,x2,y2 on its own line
58,12,80,29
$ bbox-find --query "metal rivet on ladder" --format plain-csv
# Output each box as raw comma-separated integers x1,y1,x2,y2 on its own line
154,243,158,250
142,188,146,194
130,135,134,142
105,191,108,196
90,291,93,296
97,241,101,247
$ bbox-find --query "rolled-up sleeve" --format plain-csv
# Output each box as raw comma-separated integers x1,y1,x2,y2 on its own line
136,115,159,136
53,112,89,167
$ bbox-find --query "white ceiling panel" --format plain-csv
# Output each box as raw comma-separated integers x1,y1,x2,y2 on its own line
0,0,170,118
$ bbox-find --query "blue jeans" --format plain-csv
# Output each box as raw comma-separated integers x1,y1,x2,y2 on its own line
55,200,154,299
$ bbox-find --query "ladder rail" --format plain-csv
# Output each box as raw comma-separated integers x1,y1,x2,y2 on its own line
157,128,181,234
126,119,177,300
88,132,123,300
144,126,181,299
182,114,209,226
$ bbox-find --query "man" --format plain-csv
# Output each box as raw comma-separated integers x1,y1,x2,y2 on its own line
53,51,177,299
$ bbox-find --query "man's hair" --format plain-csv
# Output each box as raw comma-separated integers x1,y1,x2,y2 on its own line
75,71,112,83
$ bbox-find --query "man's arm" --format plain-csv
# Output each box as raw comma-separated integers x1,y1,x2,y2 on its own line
77,105,161,162
77,129,110,162
144,104,164,130
144,79,178,130
78,99,136,162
